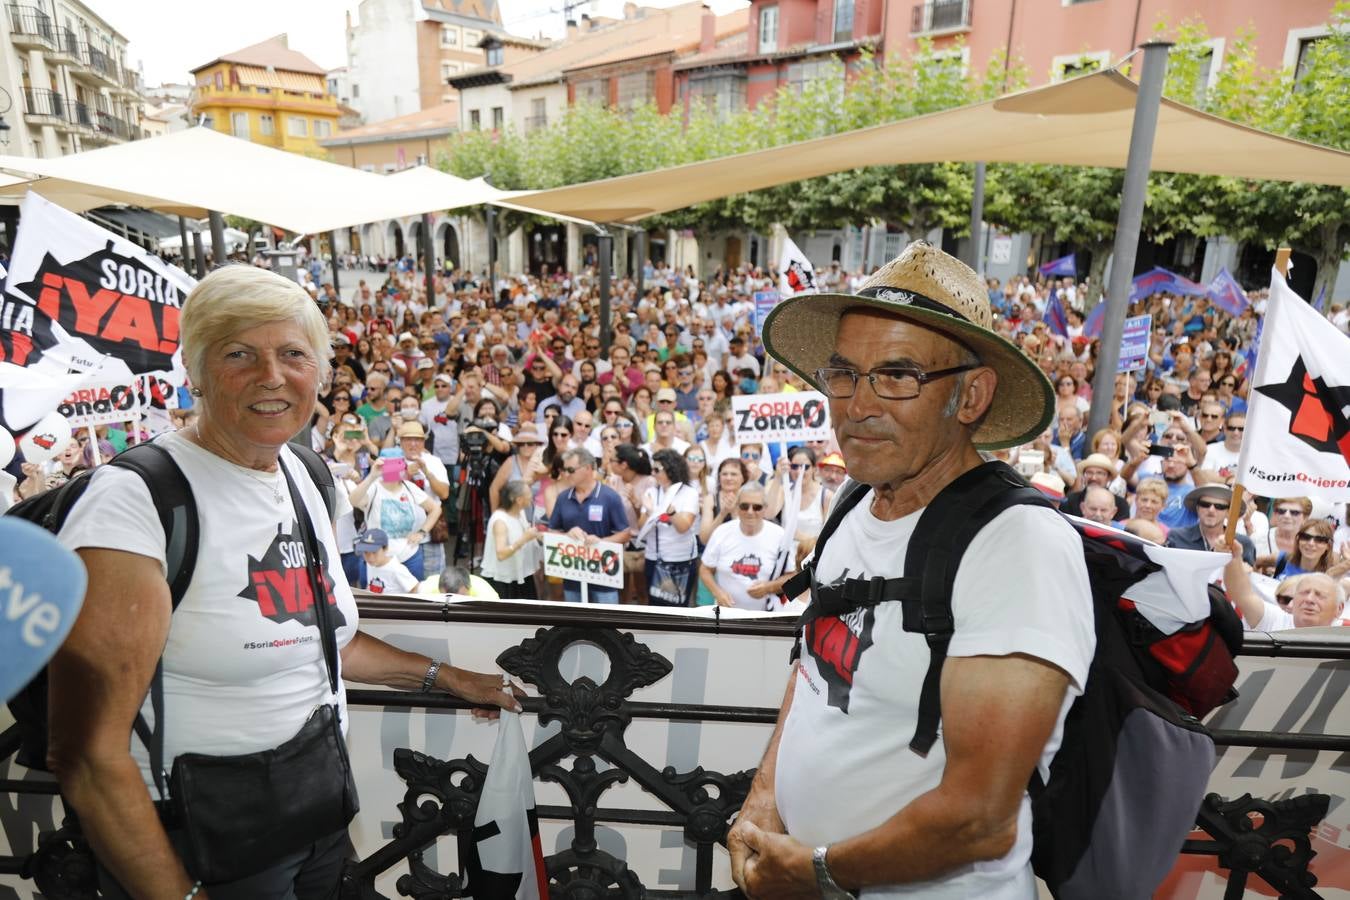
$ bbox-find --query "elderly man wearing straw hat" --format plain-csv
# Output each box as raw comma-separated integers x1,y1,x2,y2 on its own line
729,242,1095,900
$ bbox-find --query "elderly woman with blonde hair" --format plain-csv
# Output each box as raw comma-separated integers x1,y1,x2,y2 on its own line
49,265,521,899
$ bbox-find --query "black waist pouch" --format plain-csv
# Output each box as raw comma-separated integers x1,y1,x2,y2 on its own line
165,703,359,884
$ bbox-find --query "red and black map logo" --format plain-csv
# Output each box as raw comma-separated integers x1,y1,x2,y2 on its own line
730,554,763,578
804,571,875,714
238,522,346,628
1,245,182,371
1256,357,1350,463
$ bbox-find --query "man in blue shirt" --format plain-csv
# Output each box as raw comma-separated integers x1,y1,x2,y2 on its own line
548,448,631,603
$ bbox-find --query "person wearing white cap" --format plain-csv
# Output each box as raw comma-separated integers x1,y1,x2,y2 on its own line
729,241,1094,900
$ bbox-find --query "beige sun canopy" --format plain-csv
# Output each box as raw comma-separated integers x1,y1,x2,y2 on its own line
507,69,1350,223
0,128,512,234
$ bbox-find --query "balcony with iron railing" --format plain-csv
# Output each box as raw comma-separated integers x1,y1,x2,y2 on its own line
20,86,64,121
911,0,972,34
66,99,94,131
6,3,53,47
0,599,1343,899
44,25,80,62
83,43,120,85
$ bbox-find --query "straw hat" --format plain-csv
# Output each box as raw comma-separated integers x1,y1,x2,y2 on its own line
762,241,1054,450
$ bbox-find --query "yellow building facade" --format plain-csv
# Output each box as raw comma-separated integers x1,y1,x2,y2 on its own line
189,35,339,156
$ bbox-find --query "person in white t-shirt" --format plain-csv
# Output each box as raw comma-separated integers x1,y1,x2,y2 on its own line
636,448,702,606
49,266,522,900
356,527,419,594
1224,547,1344,631
1197,411,1243,482
730,242,1094,900
700,483,788,609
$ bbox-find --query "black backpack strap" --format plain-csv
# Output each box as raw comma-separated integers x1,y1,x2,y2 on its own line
107,443,197,801
903,461,1049,756
780,478,870,601
288,443,337,521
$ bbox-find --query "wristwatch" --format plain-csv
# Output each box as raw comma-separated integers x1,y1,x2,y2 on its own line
812,845,856,899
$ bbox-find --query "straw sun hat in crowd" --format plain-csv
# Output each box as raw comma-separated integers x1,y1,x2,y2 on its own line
762,240,1055,450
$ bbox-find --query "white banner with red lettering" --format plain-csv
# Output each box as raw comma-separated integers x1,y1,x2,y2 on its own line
56,375,179,428
731,391,832,445
0,192,193,433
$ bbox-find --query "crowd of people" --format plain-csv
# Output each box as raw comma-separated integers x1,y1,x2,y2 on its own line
7,251,1348,625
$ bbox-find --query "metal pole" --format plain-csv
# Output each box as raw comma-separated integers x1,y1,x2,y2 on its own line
635,230,646,284
968,161,985,274
192,231,207,278
176,216,191,275
327,230,341,295
421,213,435,307
597,230,613,354
208,210,227,268
486,204,497,301
1087,41,1171,440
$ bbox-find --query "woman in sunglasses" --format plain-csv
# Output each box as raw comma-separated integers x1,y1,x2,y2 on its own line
636,449,701,606
1253,496,1311,561
698,483,792,610
764,446,833,561
1264,518,1338,581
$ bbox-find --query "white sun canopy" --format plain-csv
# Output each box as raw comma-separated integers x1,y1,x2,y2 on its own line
506,70,1350,223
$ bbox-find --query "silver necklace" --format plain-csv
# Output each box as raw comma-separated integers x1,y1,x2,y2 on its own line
243,465,285,505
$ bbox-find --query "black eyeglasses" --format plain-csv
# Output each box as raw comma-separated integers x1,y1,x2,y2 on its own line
553,431,570,438
789,463,810,470
1195,500,1229,511
1275,508,1304,517
1227,425,1245,432
562,466,580,474
815,363,979,400
738,502,764,512
1200,412,1222,418
1298,532,1331,544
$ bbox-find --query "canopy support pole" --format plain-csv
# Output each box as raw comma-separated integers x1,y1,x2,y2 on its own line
422,213,435,308
485,204,497,303
968,162,985,274
192,231,207,279
176,216,191,275
1087,41,1172,440
634,230,646,281
328,231,341,295
208,210,227,268
597,228,613,354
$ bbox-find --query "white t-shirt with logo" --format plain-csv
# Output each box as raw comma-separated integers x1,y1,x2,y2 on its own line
701,519,785,610
362,480,430,562
365,557,419,594
775,499,1095,899
57,431,359,791
640,482,701,562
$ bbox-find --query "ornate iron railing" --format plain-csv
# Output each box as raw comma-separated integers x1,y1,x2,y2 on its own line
3,603,1345,899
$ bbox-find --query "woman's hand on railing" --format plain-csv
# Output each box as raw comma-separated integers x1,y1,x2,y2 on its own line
446,667,526,720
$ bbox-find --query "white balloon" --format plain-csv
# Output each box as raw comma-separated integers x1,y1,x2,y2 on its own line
0,426,13,468
18,412,73,464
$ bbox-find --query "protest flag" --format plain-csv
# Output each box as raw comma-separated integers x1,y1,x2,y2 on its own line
1083,301,1106,339
1129,267,1208,305
0,193,193,433
1233,266,1350,504
1039,253,1076,278
1206,268,1249,318
1044,288,1069,339
465,710,548,900
778,236,818,297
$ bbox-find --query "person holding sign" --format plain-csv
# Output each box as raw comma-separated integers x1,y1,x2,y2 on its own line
547,448,631,604
480,481,541,599
700,483,789,610
636,449,702,606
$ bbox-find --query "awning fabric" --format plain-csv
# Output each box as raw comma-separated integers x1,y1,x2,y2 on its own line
0,128,512,234
507,70,1350,223
86,206,188,239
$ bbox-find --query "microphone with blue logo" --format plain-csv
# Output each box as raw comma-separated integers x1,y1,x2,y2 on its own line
0,518,87,703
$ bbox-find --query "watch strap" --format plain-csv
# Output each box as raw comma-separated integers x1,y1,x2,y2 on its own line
812,845,856,899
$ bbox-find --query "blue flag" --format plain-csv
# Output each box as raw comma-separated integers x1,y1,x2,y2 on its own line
1083,301,1106,339
1206,267,1249,318
1044,288,1069,338
1039,254,1077,278
1130,267,1208,305
1239,314,1263,379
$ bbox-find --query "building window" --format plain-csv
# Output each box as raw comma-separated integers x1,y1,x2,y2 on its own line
1293,35,1327,84
360,163,375,172
214,72,223,89
464,28,482,47
526,96,547,131
491,106,504,129
1051,51,1110,82
486,44,504,66
352,83,360,98
314,119,332,138
469,109,481,129
259,114,274,135
231,111,249,138
615,71,655,110
687,72,746,120
833,0,854,42
574,78,608,106
287,115,308,137
442,61,460,81
786,57,845,100
441,24,459,48
758,6,778,55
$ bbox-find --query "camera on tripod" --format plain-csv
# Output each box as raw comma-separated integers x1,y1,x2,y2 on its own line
461,418,497,487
